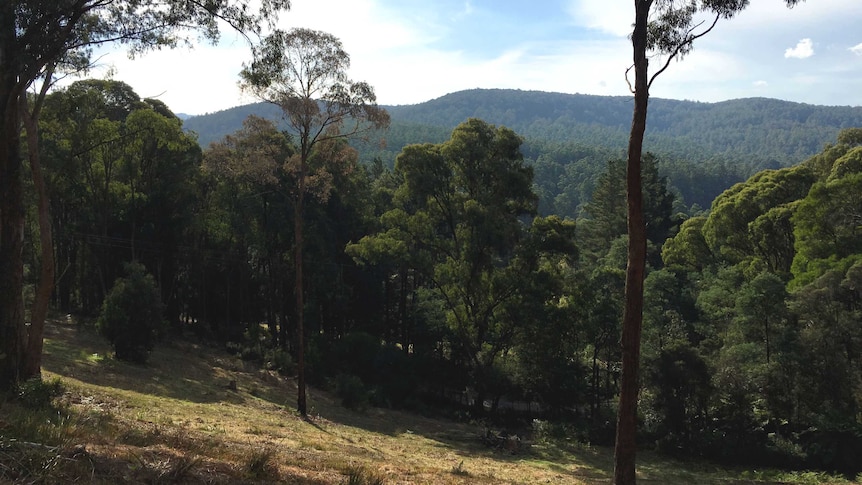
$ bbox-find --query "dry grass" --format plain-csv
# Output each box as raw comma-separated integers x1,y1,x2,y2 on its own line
0,317,853,484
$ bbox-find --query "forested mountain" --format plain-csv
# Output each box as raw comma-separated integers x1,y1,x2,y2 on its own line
184,89,862,215
186,89,862,164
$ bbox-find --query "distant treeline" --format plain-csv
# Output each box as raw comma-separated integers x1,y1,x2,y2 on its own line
184,89,862,216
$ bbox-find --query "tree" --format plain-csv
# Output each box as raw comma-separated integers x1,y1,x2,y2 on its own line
702,166,815,265
580,154,676,267
97,262,166,364
203,115,295,344
349,119,537,413
615,1,802,482
792,173,862,287
37,80,201,324
0,0,289,390
240,27,389,416
661,216,713,272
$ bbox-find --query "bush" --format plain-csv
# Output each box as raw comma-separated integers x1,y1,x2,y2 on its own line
371,346,417,408
265,348,295,376
335,374,369,411
799,422,862,476
15,377,65,410
332,332,381,382
97,261,166,363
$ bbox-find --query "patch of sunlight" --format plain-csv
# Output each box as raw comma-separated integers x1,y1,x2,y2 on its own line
86,352,104,364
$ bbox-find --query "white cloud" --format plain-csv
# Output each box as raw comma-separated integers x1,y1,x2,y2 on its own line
785,38,814,59
455,1,474,21
566,0,631,37
72,0,862,114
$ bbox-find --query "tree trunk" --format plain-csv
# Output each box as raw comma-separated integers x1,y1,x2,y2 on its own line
21,97,55,379
0,52,27,390
295,172,307,417
613,1,650,484
399,264,408,350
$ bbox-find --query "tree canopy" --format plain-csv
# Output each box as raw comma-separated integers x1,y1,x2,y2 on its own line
1,0,289,389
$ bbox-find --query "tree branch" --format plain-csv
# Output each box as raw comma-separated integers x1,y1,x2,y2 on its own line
648,13,720,88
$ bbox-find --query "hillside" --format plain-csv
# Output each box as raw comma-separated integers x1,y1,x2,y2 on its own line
1,318,853,484
182,89,862,215
184,89,862,164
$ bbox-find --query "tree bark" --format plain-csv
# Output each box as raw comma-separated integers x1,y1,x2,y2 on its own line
613,1,651,483
0,51,28,389
21,93,55,379
295,159,307,417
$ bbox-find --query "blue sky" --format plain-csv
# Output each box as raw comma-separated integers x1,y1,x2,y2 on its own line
93,0,862,115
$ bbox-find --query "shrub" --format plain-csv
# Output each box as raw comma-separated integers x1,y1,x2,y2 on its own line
15,377,65,410
97,261,166,363
332,332,381,382
265,348,295,376
335,374,369,411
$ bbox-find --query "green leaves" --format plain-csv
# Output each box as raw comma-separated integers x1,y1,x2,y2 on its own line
702,165,815,264
791,172,862,286
349,119,547,400
239,27,389,152
97,262,166,363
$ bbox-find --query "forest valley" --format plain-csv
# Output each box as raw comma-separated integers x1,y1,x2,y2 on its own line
4,78,861,479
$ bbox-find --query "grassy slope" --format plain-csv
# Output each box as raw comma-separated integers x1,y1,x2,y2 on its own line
2,318,853,484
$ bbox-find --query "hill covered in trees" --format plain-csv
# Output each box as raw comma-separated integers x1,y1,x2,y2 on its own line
185,89,862,164
183,89,862,214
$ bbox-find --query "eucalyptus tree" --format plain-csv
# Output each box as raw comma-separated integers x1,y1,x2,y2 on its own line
0,0,289,390
349,119,538,413
38,80,201,324
616,0,803,482
203,115,295,345
240,27,389,416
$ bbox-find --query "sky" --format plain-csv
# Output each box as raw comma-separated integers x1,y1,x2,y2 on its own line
88,0,862,116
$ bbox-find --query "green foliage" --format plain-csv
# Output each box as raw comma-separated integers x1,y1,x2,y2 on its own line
186,90,862,220
579,154,677,266
97,262,166,363
789,263,862,421
265,348,295,376
791,172,862,287
350,119,539,408
14,377,65,410
799,422,862,476
188,91,862,172
703,165,816,265
334,374,370,411
643,344,712,452
39,79,202,318
661,216,712,271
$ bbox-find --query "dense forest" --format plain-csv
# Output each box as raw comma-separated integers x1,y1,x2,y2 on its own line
21,78,862,476
184,89,862,215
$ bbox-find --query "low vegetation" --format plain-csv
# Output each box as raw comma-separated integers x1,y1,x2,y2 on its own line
1,317,857,484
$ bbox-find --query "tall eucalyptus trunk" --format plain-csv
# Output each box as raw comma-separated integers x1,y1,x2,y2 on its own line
613,0,650,483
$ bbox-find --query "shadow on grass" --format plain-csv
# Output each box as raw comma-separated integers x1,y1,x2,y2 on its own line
42,320,250,405
307,395,617,483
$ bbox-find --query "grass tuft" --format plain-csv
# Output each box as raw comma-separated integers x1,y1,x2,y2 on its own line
450,459,469,477
243,446,278,480
342,464,386,485
156,453,202,483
